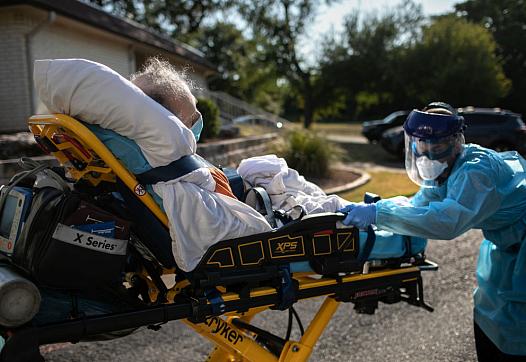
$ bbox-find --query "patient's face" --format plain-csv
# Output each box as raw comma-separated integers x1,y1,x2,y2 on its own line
168,85,201,130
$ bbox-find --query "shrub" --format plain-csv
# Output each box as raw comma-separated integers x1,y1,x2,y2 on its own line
273,130,343,178
197,97,220,140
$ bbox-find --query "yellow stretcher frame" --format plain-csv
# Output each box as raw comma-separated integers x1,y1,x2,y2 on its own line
27,114,426,361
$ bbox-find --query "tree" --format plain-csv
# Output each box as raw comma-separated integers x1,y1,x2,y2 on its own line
317,2,510,121
89,1,285,114
237,0,331,128
403,16,510,107
88,0,234,35
317,0,424,121
455,0,526,115
185,22,284,113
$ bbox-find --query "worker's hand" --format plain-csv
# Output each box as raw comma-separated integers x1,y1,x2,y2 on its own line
339,202,376,229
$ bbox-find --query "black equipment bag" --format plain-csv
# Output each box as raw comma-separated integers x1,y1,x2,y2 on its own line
13,187,130,290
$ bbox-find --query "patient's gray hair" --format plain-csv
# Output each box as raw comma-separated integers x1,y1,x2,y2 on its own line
130,57,194,111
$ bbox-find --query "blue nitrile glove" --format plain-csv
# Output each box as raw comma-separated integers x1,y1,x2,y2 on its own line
339,202,376,229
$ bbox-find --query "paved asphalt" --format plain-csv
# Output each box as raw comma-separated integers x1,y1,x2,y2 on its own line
44,229,482,362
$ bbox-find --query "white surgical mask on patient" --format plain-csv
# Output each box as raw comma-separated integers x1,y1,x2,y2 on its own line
416,156,448,180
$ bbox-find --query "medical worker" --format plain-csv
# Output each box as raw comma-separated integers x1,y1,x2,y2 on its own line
340,102,526,361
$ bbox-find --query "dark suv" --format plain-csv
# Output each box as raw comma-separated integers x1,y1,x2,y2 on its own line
380,108,526,158
361,110,410,142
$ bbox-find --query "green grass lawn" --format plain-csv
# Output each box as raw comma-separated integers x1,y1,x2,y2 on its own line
237,124,280,137
336,141,402,165
338,170,419,202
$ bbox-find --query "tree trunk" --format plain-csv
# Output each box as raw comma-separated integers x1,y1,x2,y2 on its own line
302,77,314,129
303,96,314,128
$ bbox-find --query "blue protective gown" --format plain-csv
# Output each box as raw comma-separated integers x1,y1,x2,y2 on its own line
376,144,526,355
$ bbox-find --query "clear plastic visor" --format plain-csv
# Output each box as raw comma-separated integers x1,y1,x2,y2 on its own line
405,133,464,188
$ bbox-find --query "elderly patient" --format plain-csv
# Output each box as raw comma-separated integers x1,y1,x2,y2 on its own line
129,59,239,200
35,57,274,272
129,58,351,218
34,57,351,271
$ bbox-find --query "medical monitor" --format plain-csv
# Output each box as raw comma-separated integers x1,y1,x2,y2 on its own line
0,186,33,254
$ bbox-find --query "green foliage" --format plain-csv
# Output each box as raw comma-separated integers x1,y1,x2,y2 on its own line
88,0,235,35
92,0,522,127
90,1,286,116
455,0,526,115
318,1,511,121
237,0,328,128
197,97,220,140
185,22,285,114
404,16,510,106
318,1,424,121
272,130,343,178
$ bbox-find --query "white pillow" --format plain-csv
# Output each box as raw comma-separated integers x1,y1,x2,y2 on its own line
34,58,196,168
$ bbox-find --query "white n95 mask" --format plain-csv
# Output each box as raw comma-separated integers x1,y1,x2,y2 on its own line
416,156,448,180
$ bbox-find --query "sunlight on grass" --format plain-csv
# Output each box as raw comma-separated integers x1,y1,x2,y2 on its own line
237,124,279,137
338,170,419,202
312,123,363,137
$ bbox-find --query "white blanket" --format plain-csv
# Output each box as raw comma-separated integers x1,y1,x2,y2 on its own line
238,155,350,217
34,59,272,271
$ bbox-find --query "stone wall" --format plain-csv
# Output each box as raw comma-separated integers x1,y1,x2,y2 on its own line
197,134,277,167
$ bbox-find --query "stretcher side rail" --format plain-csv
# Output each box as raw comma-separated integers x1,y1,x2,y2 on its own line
0,262,435,362
189,213,362,290
3,114,439,362
27,114,382,295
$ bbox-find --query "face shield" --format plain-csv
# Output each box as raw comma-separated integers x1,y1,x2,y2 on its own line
403,110,465,188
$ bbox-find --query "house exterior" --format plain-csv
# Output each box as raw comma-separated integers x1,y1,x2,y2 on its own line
0,0,217,132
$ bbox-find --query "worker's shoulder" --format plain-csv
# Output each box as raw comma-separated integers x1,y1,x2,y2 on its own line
455,144,503,175
462,143,500,164
458,144,526,181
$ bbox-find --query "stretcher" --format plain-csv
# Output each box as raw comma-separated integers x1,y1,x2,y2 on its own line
0,114,437,362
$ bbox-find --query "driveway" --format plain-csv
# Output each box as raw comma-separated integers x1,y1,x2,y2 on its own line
44,230,481,362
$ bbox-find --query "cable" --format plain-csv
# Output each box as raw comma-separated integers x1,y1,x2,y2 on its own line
285,307,293,341
284,306,304,340
291,306,304,336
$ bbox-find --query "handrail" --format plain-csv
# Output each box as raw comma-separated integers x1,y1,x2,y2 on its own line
197,89,291,127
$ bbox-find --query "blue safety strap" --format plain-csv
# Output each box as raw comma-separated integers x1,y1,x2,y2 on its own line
247,187,278,228
135,154,210,185
135,155,246,203
204,288,226,314
403,235,413,258
277,265,296,310
221,167,246,201
358,193,379,263
359,226,376,263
